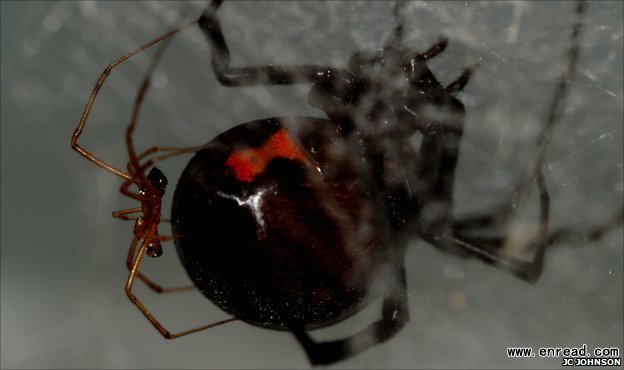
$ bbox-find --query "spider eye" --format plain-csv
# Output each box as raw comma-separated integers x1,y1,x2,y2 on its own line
147,167,168,192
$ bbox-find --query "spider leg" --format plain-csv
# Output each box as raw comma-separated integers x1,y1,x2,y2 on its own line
446,63,479,93
453,208,624,256
287,138,410,364
447,170,620,284
136,144,205,164
71,21,196,182
134,145,206,176
125,238,238,337
455,1,588,234
112,207,142,221
415,105,465,245
124,236,195,294
199,0,353,86
290,263,409,365
383,0,406,48
445,169,550,283
448,213,623,284
415,36,449,61
114,145,205,203
550,208,624,242
118,176,143,201
445,234,545,283
119,144,206,189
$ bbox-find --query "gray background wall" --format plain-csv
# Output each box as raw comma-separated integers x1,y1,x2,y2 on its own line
1,1,622,368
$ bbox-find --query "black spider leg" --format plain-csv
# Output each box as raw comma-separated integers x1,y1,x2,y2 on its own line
198,0,354,86
409,43,471,246
290,126,411,365
417,110,469,255
446,63,479,94
455,0,592,234
382,0,405,49
425,168,552,282
441,1,613,283
386,46,474,241
386,0,454,63
420,137,550,281
291,254,409,365
414,59,478,242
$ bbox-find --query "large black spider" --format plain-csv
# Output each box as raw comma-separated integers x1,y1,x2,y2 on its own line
71,0,623,365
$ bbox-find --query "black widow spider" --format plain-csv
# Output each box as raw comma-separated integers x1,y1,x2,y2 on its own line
71,0,623,365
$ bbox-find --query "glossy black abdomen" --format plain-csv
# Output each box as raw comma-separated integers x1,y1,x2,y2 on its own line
172,117,385,330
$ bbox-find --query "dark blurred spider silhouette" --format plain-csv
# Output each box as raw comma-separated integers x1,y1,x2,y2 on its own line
71,0,622,365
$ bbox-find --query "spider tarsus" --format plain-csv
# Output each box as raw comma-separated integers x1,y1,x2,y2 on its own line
417,36,449,61
447,63,480,93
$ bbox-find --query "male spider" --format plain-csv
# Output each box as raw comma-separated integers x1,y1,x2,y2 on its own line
71,0,622,365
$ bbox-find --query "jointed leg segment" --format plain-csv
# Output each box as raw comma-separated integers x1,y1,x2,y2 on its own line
199,0,353,86
125,238,237,338
124,236,194,294
70,21,197,182
436,0,622,283
291,264,409,365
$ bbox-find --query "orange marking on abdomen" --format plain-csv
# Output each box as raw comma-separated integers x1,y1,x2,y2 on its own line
225,129,310,183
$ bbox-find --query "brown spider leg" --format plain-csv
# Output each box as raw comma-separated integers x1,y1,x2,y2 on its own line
199,0,354,86
136,144,205,163
115,145,204,201
118,177,143,201
124,236,194,294
119,14,207,296
125,238,238,338
111,147,205,214
112,207,142,221
125,56,165,188
455,1,588,233
136,233,189,242
130,145,207,178
70,20,197,182
124,19,206,189
122,4,200,185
